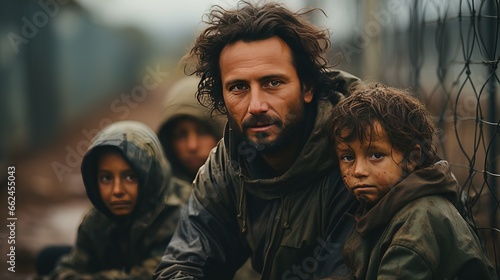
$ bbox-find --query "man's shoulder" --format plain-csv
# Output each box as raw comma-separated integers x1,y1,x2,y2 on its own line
192,138,242,208
196,137,239,184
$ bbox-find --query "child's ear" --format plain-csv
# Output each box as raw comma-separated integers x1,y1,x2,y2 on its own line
408,144,422,171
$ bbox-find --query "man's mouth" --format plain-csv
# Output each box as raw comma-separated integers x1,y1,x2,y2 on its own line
242,114,282,131
248,123,274,132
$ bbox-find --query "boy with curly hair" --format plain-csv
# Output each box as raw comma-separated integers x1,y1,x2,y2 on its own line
329,83,497,279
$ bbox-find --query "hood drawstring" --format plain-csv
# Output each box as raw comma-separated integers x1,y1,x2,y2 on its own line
229,126,248,232
281,193,292,229
237,177,247,233
230,128,247,233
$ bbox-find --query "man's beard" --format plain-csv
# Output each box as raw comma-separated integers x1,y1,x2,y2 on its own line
228,110,305,155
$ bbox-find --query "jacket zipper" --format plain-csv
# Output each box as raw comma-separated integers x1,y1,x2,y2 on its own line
260,197,284,279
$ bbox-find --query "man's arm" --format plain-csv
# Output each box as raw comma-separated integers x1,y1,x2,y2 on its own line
154,143,250,280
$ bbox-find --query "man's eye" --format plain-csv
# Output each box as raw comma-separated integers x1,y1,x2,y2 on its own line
228,84,247,92
266,80,282,87
370,153,384,160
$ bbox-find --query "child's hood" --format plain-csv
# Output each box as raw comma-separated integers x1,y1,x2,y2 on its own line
158,76,224,137
355,160,459,235
80,121,172,220
157,76,225,181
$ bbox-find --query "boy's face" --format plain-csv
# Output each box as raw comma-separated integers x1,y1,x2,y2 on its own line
335,121,415,206
171,118,218,176
97,151,138,216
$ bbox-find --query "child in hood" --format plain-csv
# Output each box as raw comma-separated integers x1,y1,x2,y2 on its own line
157,76,224,183
47,121,182,280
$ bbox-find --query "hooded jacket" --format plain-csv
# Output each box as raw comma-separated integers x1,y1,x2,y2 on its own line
48,121,182,280
343,160,498,280
154,70,360,280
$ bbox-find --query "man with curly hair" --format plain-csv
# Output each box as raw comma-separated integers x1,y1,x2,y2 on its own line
154,2,359,279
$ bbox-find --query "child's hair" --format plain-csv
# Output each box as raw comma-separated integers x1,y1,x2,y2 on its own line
330,83,437,169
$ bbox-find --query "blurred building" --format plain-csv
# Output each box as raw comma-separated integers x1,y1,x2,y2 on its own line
0,1,149,164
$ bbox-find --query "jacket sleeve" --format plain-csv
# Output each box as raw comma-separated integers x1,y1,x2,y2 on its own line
377,245,434,279
153,144,250,280
128,256,163,279
376,198,498,280
316,168,359,278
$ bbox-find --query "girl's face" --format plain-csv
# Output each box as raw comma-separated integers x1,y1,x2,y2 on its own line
97,151,138,216
335,121,419,207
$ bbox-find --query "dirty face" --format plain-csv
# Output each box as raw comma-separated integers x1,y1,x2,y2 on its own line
335,121,417,206
97,151,138,216
220,36,313,153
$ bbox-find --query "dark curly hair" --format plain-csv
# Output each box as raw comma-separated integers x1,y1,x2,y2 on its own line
329,83,437,169
185,1,342,114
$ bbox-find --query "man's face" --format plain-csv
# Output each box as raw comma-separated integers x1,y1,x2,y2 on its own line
219,36,313,153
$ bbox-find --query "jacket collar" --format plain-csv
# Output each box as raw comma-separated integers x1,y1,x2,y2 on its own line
355,160,459,236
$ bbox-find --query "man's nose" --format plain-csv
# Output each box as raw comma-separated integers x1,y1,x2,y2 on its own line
248,87,269,115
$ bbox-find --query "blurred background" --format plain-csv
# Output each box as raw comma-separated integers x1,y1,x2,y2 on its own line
0,0,498,278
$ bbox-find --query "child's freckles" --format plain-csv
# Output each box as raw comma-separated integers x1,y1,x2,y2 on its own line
341,172,351,186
